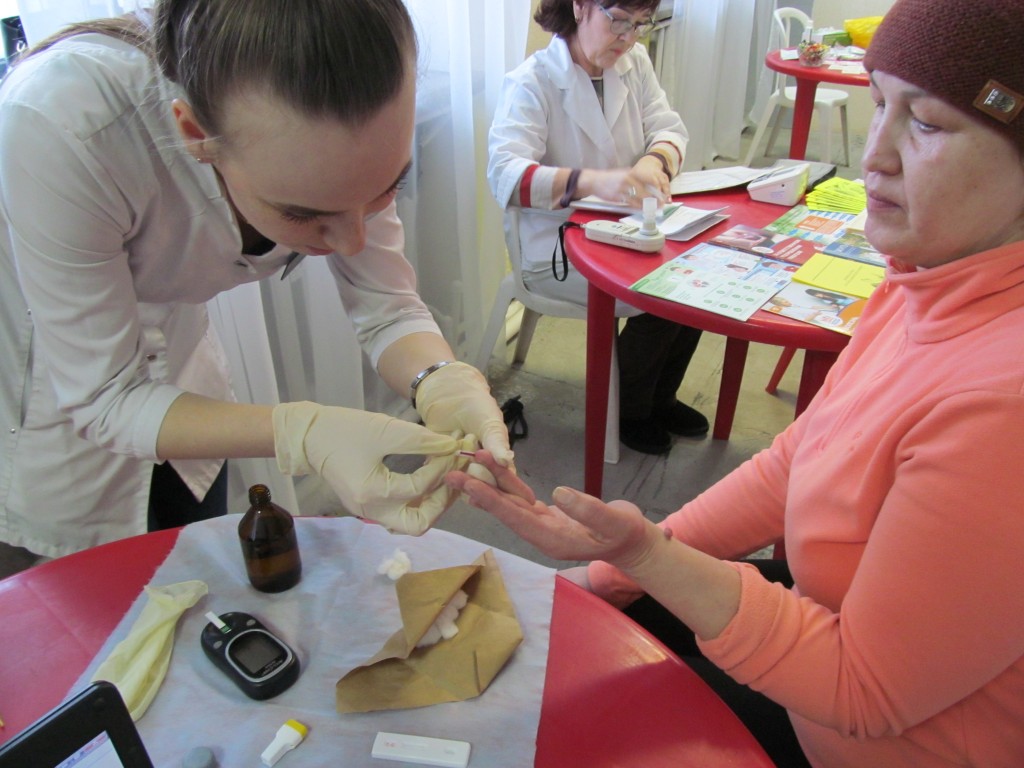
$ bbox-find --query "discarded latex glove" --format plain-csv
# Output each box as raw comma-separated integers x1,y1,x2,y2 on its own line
92,580,208,720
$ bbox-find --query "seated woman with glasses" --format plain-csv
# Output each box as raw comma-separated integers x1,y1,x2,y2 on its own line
487,0,708,456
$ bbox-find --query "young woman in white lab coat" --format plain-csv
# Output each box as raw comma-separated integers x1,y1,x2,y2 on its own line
0,0,511,563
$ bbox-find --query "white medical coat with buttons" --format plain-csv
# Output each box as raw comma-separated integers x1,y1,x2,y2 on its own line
487,36,688,277
0,34,440,557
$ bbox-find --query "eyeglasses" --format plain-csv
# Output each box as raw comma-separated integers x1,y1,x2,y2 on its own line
597,5,656,37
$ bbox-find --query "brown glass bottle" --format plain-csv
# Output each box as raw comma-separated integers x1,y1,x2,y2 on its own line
238,484,302,593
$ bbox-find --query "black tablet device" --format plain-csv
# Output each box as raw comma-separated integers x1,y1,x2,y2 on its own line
0,681,154,768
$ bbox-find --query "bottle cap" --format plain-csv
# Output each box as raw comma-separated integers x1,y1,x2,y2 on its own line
260,720,308,767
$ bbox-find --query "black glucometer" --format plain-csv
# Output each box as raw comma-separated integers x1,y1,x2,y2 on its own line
200,611,300,700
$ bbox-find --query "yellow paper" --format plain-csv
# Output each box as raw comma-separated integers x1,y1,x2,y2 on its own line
335,550,523,713
792,253,885,299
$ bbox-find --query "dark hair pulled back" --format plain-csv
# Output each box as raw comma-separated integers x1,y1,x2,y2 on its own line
29,0,417,137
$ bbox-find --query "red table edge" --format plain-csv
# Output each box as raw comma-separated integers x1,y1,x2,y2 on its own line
563,208,845,498
0,525,774,767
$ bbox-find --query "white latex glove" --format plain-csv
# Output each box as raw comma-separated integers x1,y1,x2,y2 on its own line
92,580,208,721
413,362,514,467
273,402,468,535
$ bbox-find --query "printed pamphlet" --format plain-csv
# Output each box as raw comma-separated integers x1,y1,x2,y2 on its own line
706,223,820,264
791,252,885,299
821,230,885,267
764,205,857,245
762,281,866,336
630,243,797,322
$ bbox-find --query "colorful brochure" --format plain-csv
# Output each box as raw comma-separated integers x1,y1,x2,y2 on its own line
762,281,867,336
630,243,797,321
706,223,820,264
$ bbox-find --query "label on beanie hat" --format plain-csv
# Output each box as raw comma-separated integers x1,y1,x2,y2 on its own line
973,79,1024,125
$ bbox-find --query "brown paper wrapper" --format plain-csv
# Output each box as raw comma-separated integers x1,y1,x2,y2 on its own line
336,550,523,713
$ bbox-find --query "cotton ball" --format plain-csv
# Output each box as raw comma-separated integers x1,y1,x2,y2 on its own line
438,616,460,640
377,548,412,580
416,589,469,648
416,624,443,649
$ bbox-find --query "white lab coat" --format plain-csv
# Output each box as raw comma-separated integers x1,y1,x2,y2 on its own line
0,34,440,557
487,36,688,287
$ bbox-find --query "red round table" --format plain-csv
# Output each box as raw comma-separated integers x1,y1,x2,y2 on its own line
0,525,776,767
566,187,850,499
765,50,870,161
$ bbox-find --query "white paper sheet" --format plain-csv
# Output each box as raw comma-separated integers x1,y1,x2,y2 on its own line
72,515,555,767
669,166,766,195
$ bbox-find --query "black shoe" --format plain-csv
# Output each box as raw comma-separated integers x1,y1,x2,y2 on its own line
619,417,672,455
655,401,709,438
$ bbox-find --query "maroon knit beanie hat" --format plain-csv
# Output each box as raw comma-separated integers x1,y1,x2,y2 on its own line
864,0,1024,149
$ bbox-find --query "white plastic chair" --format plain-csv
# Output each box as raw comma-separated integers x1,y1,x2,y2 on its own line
475,209,627,464
743,7,851,167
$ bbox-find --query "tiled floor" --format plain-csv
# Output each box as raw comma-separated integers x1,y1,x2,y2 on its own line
0,125,866,577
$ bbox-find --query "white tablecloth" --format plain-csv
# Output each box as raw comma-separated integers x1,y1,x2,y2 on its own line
73,515,556,767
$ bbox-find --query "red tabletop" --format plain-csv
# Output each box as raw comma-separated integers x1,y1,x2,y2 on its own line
765,50,870,161
567,188,849,497
0,525,775,767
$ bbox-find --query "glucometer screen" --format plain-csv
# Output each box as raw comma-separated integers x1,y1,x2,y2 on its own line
232,632,284,677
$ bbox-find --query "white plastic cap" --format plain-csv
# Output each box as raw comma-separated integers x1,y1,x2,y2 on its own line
641,197,659,235
261,720,308,767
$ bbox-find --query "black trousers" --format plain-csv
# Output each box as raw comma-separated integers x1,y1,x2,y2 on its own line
623,560,813,768
617,313,702,421
147,460,229,532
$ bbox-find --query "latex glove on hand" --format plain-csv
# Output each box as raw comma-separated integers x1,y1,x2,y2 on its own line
413,361,513,468
273,401,470,535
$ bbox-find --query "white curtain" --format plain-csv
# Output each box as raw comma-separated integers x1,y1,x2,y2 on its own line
657,0,780,168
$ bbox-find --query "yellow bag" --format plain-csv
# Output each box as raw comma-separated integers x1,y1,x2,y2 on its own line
844,16,884,49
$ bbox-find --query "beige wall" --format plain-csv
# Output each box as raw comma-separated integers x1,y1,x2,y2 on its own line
812,0,895,141
526,0,550,56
